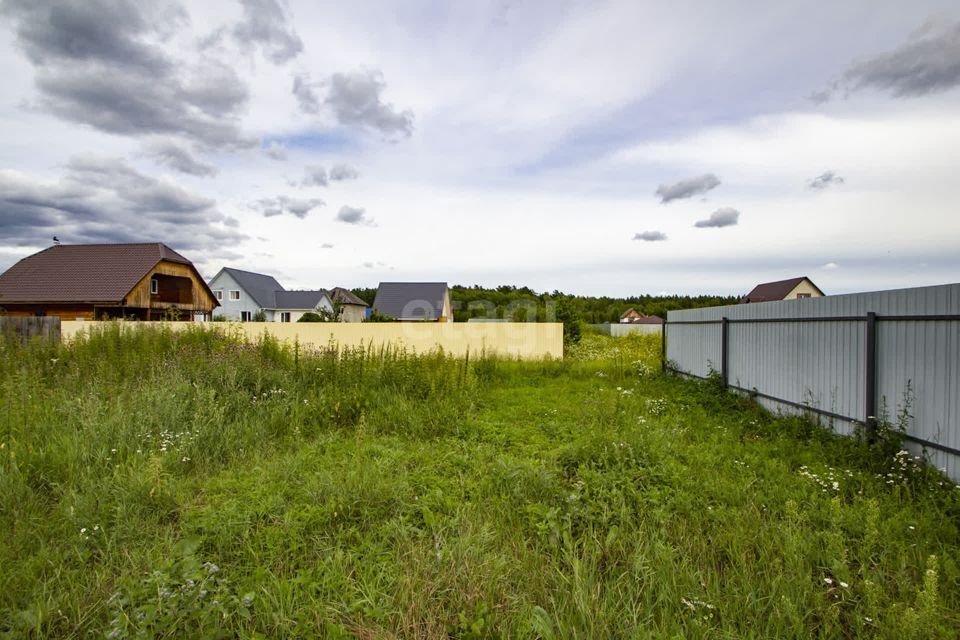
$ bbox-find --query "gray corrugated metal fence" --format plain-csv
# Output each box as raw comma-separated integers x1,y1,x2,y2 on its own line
591,323,662,337
665,283,960,481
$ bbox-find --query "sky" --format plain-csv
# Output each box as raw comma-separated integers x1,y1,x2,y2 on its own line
0,0,959,297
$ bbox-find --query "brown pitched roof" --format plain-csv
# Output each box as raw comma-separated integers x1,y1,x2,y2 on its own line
630,315,663,324
741,276,823,303
329,286,368,307
0,243,207,305
620,308,640,319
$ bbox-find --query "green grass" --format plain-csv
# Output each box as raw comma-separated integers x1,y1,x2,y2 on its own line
1,325,958,638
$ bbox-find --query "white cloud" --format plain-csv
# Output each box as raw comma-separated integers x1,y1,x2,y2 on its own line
1,2,959,295
694,208,740,228
263,140,287,160
633,230,668,242
335,205,374,226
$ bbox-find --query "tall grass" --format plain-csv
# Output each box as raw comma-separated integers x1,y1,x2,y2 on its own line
1,326,958,638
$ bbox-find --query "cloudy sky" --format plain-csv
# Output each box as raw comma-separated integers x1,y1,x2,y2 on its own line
1,0,959,296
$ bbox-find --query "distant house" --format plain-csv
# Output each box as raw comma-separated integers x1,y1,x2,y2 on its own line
208,267,284,321
619,308,663,325
206,268,368,322
741,277,824,304
328,287,370,322
373,282,453,322
272,290,334,323
0,242,218,320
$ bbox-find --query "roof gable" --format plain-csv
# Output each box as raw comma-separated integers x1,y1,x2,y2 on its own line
329,286,368,307
373,282,449,320
0,243,197,305
216,268,284,308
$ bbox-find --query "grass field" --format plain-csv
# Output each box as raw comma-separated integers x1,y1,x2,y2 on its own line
1,326,958,638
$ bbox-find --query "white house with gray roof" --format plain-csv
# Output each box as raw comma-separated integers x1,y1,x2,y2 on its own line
208,267,337,322
372,282,453,322
271,290,334,322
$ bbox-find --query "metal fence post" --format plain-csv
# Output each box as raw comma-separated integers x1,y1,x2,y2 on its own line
720,316,729,388
864,311,877,441
660,320,667,374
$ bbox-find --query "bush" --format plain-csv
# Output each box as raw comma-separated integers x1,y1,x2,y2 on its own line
556,298,582,344
364,309,395,322
298,312,323,322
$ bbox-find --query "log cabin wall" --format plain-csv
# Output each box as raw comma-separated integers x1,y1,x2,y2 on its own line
126,260,217,313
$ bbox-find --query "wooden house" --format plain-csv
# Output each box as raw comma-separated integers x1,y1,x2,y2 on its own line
0,243,218,320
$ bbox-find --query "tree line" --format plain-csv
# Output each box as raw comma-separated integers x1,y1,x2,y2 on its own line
351,285,739,323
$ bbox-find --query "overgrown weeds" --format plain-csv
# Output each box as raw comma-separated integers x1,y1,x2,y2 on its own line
1,326,957,638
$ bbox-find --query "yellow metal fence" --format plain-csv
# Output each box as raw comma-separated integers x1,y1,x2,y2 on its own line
60,321,564,360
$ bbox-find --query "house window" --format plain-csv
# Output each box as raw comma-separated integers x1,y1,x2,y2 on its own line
151,278,158,294
280,312,291,323
240,311,252,322
229,290,241,301
215,290,223,301
796,293,811,299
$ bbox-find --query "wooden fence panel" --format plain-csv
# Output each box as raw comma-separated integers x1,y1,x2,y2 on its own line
0,316,61,342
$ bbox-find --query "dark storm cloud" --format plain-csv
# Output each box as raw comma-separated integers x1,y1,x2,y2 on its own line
633,230,667,242
329,164,359,181
694,207,740,228
655,173,721,203
145,138,218,177
232,0,303,64
815,18,960,101
1,0,254,149
335,205,374,226
250,196,324,219
293,70,414,138
0,157,245,255
808,171,845,190
66,156,214,217
0,0,183,74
